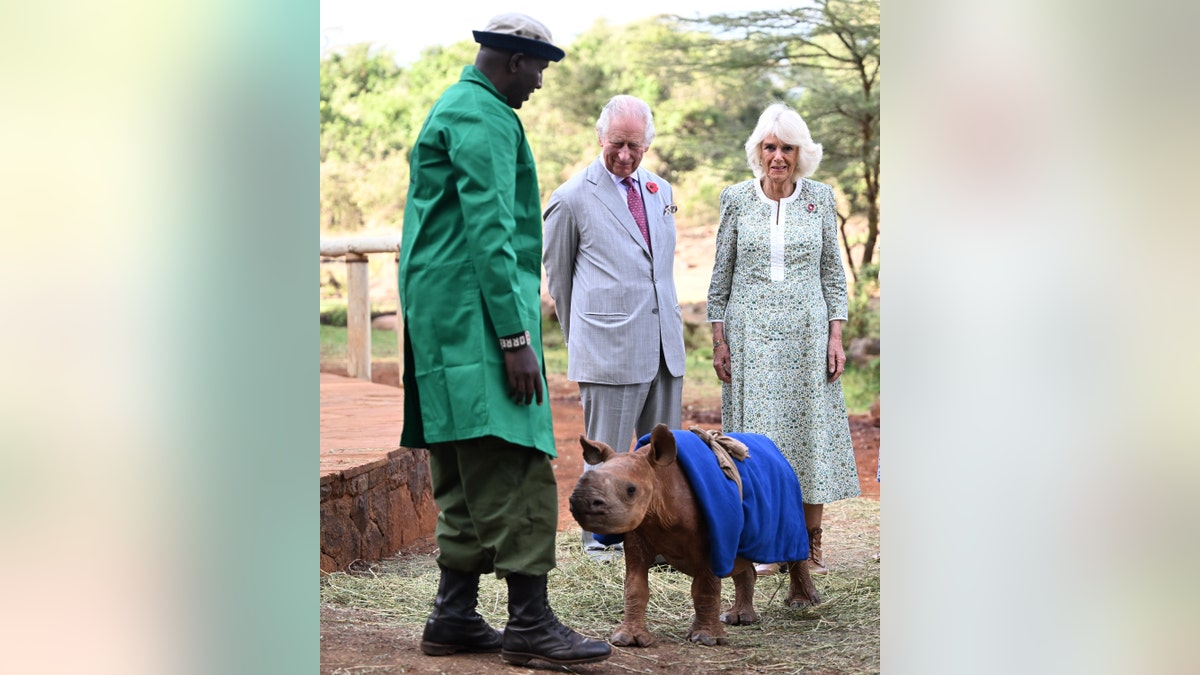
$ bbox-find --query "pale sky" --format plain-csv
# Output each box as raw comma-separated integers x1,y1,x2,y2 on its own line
320,2,793,65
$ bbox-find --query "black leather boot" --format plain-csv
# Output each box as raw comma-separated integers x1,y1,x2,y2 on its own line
419,564,502,656
500,573,611,666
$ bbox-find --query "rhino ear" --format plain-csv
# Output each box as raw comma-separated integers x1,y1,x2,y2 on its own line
648,424,677,467
579,434,614,466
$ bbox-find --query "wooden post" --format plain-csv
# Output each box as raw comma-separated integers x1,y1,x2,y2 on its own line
319,236,401,384
345,253,371,381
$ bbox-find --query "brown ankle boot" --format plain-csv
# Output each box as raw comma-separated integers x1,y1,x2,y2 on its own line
807,527,828,575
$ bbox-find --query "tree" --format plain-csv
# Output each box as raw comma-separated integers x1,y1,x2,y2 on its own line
319,42,477,231
316,17,860,236
680,0,880,279
523,18,779,225
319,44,407,162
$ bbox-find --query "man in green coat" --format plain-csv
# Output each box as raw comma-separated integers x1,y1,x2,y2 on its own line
398,13,611,668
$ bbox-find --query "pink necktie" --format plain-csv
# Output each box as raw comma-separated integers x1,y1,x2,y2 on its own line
622,177,652,254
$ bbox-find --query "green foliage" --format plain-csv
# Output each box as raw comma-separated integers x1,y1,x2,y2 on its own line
397,41,480,139
520,16,782,222
540,314,568,376
680,1,881,273
319,325,399,361
684,346,724,407
319,298,400,329
318,15,811,234
320,154,409,230
843,262,879,346
320,44,408,163
320,301,348,327
320,41,476,232
841,358,880,415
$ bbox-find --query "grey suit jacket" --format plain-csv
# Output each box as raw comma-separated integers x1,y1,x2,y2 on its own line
543,157,686,385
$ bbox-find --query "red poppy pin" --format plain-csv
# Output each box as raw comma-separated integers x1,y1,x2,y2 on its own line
647,182,659,194
806,203,816,212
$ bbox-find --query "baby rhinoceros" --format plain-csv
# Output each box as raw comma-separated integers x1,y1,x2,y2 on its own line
568,424,820,647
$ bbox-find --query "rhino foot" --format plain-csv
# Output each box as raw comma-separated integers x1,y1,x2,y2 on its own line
720,607,759,626
786,589,821,608
686,628,728,646
611,625,655,647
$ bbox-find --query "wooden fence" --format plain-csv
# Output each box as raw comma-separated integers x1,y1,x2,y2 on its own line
320,235,402,381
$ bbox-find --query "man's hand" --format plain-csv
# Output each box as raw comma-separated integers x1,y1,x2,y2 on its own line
503,345,544,405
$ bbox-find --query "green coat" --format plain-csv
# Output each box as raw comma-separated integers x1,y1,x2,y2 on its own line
398,66,555,457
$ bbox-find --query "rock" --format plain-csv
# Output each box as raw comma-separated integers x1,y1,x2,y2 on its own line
847,337,880,366
371,313,398,331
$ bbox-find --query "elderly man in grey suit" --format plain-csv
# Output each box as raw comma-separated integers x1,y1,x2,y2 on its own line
543,94,686,559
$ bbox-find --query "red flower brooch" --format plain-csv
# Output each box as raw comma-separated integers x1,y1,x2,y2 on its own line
647,182,659,194
806,203,816,212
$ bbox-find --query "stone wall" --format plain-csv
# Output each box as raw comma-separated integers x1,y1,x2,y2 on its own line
320,446,438,573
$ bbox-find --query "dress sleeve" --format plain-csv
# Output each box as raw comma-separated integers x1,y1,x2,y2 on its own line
818,182,849,321
706,185,739,322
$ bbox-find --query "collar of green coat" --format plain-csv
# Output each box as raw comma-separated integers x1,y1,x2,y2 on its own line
460,65,506,105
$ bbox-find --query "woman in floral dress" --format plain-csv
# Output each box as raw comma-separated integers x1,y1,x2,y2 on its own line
706,103,861,575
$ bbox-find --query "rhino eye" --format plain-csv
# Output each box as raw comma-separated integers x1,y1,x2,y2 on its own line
626,484,637,499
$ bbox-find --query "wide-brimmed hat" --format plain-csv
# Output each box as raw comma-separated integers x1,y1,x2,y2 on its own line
472,13,565,62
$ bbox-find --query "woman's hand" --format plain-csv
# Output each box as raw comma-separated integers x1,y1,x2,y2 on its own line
827,334,846,382
712,341,732,384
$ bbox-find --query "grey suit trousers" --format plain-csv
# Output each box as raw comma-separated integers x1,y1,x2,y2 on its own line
577,354,683,549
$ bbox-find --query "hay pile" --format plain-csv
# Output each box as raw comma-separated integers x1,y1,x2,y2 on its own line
322,497,879,674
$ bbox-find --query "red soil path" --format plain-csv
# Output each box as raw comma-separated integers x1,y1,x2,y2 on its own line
320,363,878,534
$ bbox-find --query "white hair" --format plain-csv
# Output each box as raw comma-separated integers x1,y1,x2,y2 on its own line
596,95,656,146
744,103,823,180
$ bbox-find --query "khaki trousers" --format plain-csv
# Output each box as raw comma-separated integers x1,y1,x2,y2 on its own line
427,436,558,577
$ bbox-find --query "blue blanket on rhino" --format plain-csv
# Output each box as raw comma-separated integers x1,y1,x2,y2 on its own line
595,429,810,578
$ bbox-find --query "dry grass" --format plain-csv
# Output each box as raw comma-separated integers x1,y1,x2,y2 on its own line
321,498,879,674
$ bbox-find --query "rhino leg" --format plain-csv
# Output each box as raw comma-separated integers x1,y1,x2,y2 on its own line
720,562,760,626
786,559,822,608
686,570,728,645
612,544,655,647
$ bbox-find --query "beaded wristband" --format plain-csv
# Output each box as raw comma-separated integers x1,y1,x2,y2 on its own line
499,330,531,352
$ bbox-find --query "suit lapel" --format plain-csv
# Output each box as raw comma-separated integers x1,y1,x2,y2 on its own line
589,159,651,257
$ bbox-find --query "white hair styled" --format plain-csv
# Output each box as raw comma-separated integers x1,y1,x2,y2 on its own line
596,94,656,146
744,103,823,180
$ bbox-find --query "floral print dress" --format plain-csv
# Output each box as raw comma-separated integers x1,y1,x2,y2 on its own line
706,178,861,503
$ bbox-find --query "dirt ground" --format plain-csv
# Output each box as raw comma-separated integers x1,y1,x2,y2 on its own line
320,363,879,675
